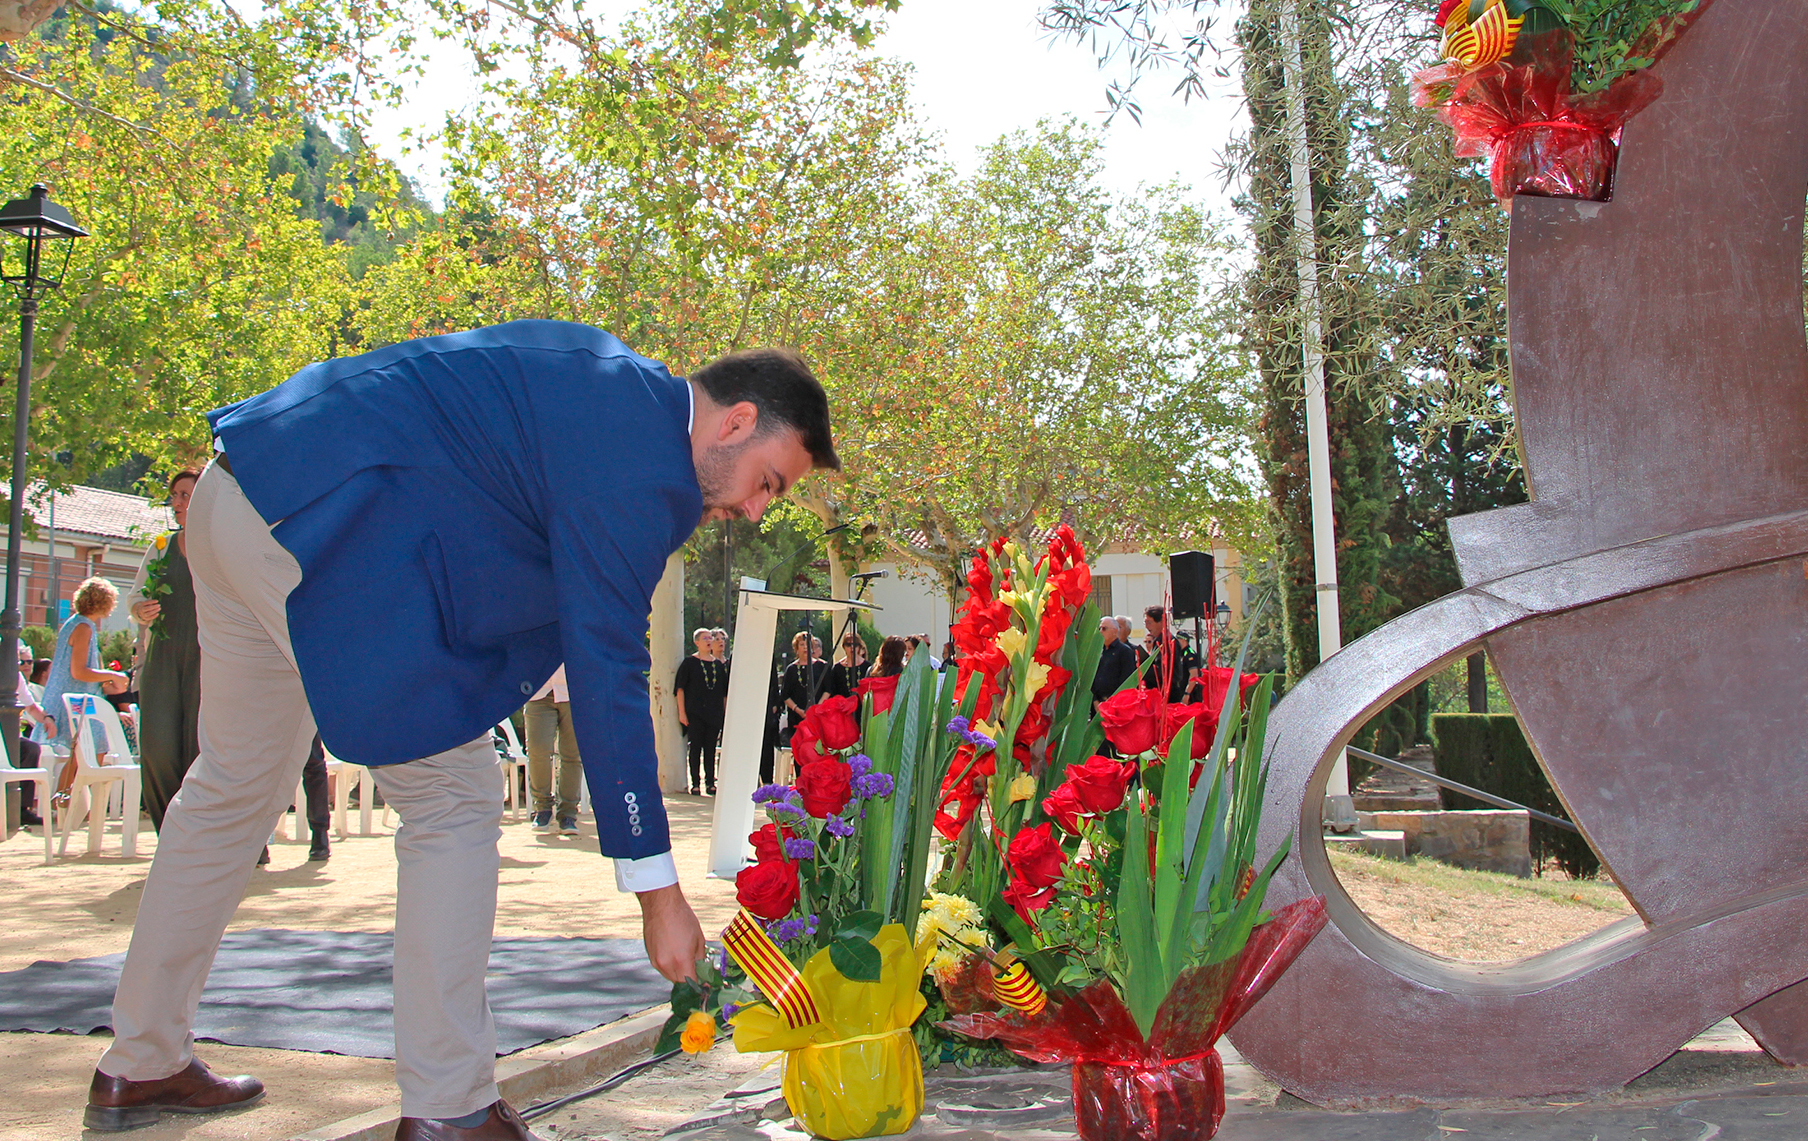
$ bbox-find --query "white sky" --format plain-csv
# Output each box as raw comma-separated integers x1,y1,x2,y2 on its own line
361,0,1249,217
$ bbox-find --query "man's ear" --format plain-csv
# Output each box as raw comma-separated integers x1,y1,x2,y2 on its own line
717,401,761,443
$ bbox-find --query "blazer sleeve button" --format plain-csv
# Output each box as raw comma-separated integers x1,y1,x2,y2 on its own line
520,681,533,695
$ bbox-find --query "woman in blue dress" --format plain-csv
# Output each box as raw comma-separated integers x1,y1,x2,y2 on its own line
41,577,131,800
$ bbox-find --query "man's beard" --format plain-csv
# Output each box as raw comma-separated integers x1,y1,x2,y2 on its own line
694,437,752,514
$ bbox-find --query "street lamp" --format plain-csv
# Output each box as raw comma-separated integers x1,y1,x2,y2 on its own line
1214,599,1232,635
0,185,87,769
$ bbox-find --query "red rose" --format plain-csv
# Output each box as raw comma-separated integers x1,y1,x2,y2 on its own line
790,719,827,768
1064,755,1136,815
856,674,899,714
802,693,861,750
749,823,789,863
1098,687,1163,756
736,857,800,920
1199,667,1263,717
1006,822,1065,889
1042,783,1086,834
1002,876,1057,923
794,757,853,817
1162,703,1216,761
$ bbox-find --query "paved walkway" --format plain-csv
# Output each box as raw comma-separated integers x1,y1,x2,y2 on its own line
544,1019,1807,1141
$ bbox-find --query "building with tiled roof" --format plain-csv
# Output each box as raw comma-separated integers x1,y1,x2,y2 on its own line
11,483,169,632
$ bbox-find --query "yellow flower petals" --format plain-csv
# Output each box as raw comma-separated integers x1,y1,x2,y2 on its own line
680,1010,716,1054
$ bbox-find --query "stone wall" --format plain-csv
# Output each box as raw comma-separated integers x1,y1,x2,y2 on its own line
1357,809,1532,878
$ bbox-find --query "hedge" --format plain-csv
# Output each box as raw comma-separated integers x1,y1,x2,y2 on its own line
1430,713,1600,879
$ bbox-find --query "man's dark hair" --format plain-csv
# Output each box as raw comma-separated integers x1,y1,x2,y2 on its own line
1145,605,1166,621
690,347,841,471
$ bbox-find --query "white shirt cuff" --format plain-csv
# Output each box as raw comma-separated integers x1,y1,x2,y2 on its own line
614,850,678,893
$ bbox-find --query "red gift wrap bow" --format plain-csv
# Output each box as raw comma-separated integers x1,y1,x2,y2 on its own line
939,897,1328,1067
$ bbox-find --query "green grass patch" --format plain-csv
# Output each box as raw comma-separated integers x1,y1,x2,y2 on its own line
1327,848,1631,913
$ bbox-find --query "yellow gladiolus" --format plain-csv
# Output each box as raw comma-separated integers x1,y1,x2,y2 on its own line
995,626,1026,659
680,1010,717,1054
1024,660,1051,695
1009,772,1038,803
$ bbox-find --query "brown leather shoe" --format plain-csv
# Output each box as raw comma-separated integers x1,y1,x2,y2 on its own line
394,1100,542,1140
84,1058,265,1131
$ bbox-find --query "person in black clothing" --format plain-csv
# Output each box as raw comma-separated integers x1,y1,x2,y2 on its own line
825,631,870,697
1140,605,1200,705
779,629,828,739
674,628,730,794
760,667,782,785
872,635,909,678
1092,614,1139,705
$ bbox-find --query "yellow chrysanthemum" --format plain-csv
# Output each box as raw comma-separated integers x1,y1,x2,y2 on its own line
1009,772,1038,803
940,893,981,929
680,1010,716,1054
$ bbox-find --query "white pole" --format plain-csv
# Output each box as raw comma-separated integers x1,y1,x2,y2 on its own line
1277,0,1355,829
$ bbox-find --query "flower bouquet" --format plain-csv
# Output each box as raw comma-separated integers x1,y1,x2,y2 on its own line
659,623,969,1139
932,576,1325,1141
1413,0,1708,204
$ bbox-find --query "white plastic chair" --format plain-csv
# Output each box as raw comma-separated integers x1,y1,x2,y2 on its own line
494,720,528,821
57,694,141,857
327,746,376,837
277,747,340,841
2,735,52,863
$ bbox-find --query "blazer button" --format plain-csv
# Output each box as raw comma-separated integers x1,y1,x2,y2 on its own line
520,681,533,695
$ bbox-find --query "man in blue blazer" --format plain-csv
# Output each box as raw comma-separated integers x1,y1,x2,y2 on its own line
85,322,839,1140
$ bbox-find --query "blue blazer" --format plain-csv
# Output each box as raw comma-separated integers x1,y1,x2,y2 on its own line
207,320,700,860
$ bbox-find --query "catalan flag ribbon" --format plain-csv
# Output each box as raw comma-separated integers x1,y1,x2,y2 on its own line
991,961,1047,1017
723,911,821,1030
1440,0,1524,68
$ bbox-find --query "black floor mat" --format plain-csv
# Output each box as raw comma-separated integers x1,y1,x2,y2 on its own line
0,928,668,1058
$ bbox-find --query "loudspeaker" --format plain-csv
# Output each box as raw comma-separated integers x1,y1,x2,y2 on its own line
1168,550,1215,621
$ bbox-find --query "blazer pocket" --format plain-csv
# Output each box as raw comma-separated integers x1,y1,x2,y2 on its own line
421,527,559,646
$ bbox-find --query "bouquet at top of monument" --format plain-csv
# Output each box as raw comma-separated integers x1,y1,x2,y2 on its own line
1412,0,1708,203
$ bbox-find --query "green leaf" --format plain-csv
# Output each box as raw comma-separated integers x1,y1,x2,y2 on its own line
1117,803,1164,1038
828,935,884,982
838,909,883,942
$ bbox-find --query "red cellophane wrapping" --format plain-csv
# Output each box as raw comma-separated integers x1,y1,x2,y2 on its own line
1412,11,1705,204
940,897,1328,1141
934,954,1001,1016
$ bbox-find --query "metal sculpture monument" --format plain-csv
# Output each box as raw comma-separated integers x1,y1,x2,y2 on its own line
1230,0,1808,1103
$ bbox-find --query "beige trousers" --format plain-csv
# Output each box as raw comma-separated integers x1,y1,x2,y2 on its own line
99,462,505,1119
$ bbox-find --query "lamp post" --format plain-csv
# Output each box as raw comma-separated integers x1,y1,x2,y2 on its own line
0,185,87,770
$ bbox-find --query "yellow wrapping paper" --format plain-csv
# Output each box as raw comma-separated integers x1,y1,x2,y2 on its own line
731,924,932,1139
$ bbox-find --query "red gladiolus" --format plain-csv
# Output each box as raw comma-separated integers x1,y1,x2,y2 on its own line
1098,687,1164,756
736,856,800,920
794,757,853,817
1064,755,1137,815
803,693,861,750
1007,822,1065,889
857,674,900,713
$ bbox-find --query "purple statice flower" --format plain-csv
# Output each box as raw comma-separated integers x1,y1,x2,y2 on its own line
766,914,820,944
717,947,731,978
783,836,816,860
823,814,855,838
967,730,997,751
751,783,794,805
768,799,808,822
852,771,895,800
946,715,970,736
848,754,873,779
722,1002,742,1020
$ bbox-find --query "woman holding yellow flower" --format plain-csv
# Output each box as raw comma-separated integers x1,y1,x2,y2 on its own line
126,468,202,832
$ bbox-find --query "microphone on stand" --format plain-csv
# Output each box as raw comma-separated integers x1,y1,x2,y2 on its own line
746,523,850,592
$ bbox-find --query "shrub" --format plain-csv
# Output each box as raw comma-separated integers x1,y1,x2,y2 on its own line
19,626,55,660
1430,713,1600,879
